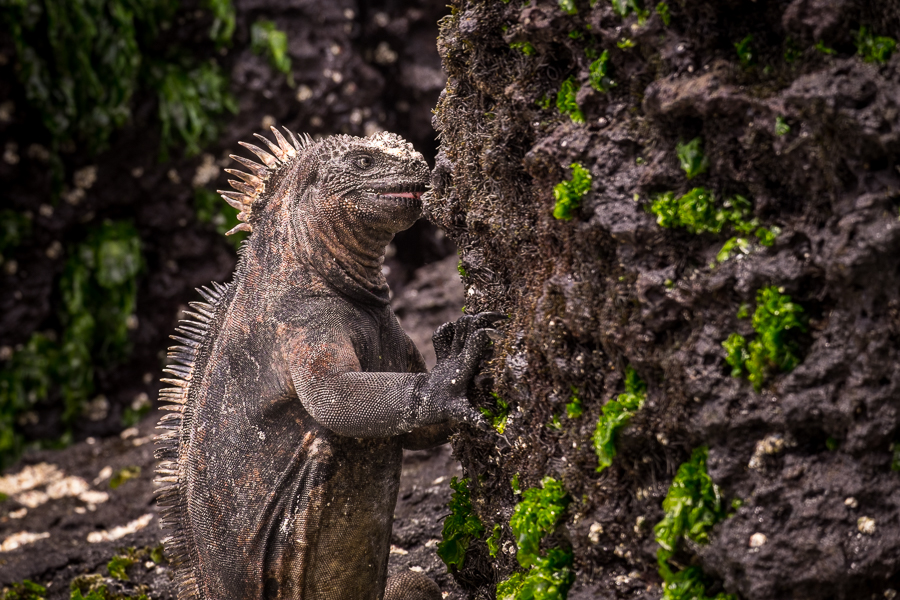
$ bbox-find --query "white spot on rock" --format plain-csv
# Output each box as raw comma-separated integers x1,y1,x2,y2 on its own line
858,516,876,535
1,531,49,552
87,513,153,543
588,522,603,544
749,532,767,548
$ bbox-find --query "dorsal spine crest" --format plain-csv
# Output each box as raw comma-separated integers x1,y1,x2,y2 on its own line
218,126,313,236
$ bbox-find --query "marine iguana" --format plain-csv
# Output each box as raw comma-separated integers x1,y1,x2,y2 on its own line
154,128,500,600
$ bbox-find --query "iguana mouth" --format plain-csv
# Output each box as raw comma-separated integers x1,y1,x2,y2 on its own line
380,192,423,200
368,184,426,205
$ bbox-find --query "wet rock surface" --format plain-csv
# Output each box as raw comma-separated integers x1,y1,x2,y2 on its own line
431,1,900,599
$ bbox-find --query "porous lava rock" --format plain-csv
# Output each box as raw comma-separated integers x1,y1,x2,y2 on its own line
430,1,900,598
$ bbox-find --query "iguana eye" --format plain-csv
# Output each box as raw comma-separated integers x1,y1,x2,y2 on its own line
354,155,374,169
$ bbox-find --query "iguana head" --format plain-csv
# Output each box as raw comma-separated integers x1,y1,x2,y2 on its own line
220,127,430,303
314,132,429,232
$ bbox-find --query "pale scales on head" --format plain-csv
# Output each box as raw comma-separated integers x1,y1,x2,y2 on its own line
218,128,425,235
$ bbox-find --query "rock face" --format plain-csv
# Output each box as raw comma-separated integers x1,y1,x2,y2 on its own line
430,1,900,599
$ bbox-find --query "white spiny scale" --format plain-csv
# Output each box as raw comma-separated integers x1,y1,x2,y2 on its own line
225,169,264,190
270,126,297,158
228,179,259,197
226,223,252,235
254,133,286,161
230,155,270,179
170,335,200,348
286,128,302,151
188,302,216,318
239,141,279,168
219,191,252,210
183,310,211,324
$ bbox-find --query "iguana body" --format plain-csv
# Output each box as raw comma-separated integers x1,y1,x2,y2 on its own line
155,129,495,600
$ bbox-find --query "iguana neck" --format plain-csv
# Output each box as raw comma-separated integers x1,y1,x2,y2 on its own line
240,195,393,307
297,202,393,305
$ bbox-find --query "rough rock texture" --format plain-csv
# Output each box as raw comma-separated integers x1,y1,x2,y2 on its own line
430,1,900,599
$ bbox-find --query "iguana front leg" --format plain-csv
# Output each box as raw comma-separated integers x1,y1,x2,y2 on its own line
288,312,502,437
399,312,506,448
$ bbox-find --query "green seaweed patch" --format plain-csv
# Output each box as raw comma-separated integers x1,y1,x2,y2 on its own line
891,443,900,472
155,62,238,160
0,580,47,600
815,40,835,55
592,366,646,472
616,38,635,49
0,0,175,155
588,50,615,93
457,261,469,278
555,77,584,124
735,34,754,67
70,574,149,600
649,189,779,258
511,473,521,494
655,447,735,600
510,41,536,56
109,466,141,490
650,188,721,234
206,0,236,47
251,20,293,81
565,388,583,419
487,524,503,557
775,116,790,136
783,37,801,63
676,138,708,180
557,0,577,15
715,237,750,263
656,2,670,26
497,477,573,600
107,555,138,582
611,0,649,22
479,393,510,434
855,26,896,64
0,221,142,468
437,477,485,570
0,210,32,264
723,286,806,391
553,163,592,220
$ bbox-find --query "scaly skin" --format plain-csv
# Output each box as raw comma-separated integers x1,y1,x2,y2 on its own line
155,129,498,600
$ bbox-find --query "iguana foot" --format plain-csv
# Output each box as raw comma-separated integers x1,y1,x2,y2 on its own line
384,570,442,600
